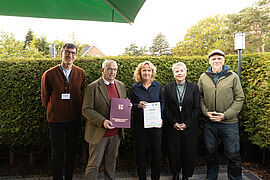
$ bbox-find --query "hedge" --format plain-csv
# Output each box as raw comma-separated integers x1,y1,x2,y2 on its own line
0,54,269,161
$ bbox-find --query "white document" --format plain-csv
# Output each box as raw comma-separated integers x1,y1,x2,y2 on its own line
143,102,162,128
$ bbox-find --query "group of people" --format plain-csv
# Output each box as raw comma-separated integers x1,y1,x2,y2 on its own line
41,43,245,180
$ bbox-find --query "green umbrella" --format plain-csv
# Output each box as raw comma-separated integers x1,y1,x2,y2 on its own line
0,0,146,24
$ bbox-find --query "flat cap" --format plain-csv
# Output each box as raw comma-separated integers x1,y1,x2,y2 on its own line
208,49,225,58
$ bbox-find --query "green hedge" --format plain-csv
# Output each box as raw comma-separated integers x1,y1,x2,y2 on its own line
0,54,269,156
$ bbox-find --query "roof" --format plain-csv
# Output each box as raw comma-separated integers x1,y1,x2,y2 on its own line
81,44,105,57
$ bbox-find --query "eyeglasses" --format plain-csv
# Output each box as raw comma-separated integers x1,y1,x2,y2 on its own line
64,50,77,56
106,68,117,72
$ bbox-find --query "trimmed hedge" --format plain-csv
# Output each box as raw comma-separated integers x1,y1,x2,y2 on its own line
0,54,269,157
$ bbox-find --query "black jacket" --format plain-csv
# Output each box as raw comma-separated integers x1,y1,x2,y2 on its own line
163,80,200,135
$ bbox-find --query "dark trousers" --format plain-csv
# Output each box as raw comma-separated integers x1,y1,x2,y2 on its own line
167,131,197,177
134,128,162,180
48,121,80,180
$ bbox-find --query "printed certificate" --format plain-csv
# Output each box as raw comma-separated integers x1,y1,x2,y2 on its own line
143,102,162,128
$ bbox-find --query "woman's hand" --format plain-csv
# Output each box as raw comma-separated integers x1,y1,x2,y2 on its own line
173,123,186,130
137,101,147,108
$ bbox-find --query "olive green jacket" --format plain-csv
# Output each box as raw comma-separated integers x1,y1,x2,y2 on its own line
198,69,245,124
82,77,127,144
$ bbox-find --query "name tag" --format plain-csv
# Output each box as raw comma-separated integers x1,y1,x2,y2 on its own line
61,93,70,100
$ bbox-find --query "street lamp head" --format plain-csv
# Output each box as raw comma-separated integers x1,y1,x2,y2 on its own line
233,32,246,50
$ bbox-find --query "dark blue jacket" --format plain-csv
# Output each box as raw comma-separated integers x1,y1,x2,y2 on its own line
129,81,164,130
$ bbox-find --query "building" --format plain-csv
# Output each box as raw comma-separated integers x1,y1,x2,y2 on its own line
81,45,105,57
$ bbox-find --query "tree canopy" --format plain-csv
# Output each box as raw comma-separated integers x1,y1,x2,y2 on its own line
149,32,171,56
123,43,148,56
172,0,270,56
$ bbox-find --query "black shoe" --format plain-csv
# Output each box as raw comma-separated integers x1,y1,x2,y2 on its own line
172,174,179,180
182,175,189,180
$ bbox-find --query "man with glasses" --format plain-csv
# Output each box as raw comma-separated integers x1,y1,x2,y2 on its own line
82,60,127,180
198,49,245,180
41,43,86,180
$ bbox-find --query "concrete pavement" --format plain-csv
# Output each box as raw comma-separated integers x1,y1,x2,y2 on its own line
0,166,262,180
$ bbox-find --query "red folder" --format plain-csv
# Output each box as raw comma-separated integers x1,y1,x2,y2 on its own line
110,98,131,128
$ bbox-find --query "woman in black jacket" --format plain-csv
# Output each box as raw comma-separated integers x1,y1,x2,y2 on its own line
163,62,200,180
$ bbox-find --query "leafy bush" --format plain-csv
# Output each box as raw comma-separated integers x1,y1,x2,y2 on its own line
0,53,269,159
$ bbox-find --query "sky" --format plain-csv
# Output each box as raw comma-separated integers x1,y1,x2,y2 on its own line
0,0,258,56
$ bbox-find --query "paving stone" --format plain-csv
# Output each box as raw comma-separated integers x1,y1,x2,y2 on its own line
0,166,262,180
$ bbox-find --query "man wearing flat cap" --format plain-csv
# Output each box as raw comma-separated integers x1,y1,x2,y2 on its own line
198,49,245,180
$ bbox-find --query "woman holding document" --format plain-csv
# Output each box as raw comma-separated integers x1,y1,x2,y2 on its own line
163,62,200,180
129,61,164,180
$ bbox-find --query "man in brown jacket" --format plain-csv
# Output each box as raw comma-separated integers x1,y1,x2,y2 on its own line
41,43,86,180
82,60,127,180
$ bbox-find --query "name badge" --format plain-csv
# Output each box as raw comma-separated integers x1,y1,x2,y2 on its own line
61,93,70,100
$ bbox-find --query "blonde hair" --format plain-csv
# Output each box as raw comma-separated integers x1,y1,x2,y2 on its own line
133,61,156,82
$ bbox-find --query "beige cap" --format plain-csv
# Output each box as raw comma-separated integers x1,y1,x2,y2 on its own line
208,49,225,58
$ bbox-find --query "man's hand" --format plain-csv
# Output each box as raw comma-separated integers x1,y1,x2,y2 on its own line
103,119,115,129
207,112,224,122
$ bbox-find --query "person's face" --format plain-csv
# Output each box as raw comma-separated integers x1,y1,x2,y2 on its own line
173,66,187,83
209,54,225,73
141,64,152,81
61,48,77,66
102,62,118,82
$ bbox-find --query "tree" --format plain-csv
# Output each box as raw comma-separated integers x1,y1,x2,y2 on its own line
149,32,171,56
226,0,270,53
30,35,50,56
0,31,24,58
172,15,228,56
123,43,148,56
24,29,34,49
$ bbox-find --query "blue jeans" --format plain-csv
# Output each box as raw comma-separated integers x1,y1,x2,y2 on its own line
203,122,242,180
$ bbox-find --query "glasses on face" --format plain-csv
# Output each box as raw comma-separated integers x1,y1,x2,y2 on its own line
106,68,117,72
64,50,77,56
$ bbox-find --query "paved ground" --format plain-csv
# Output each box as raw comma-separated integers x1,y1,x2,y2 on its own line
0,166,262,180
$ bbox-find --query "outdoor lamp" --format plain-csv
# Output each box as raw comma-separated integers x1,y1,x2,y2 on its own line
233,32,246,79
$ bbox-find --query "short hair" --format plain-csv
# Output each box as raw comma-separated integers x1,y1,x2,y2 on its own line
172,62,187,72
133,61,156,82
102,59,118,69
61,43,78,54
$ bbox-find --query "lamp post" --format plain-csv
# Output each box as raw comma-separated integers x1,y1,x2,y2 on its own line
49,43,57,58
233,32,246,79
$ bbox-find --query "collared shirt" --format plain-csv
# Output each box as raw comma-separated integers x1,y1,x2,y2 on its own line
130,81,164,118
59,64,72,83
176,80,186,110
102,77,115,85
102,77,118,137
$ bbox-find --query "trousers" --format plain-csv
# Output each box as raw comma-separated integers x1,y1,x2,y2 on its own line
48,121,80,180
84,135,120,180
203,122,242,180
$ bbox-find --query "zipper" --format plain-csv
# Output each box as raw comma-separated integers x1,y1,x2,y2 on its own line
214,85,217,111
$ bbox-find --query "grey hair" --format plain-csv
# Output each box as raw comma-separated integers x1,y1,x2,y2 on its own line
172,62,187,72
102,60,118,69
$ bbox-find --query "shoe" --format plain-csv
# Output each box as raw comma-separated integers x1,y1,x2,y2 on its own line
182,175,189,180
172,174,179,180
